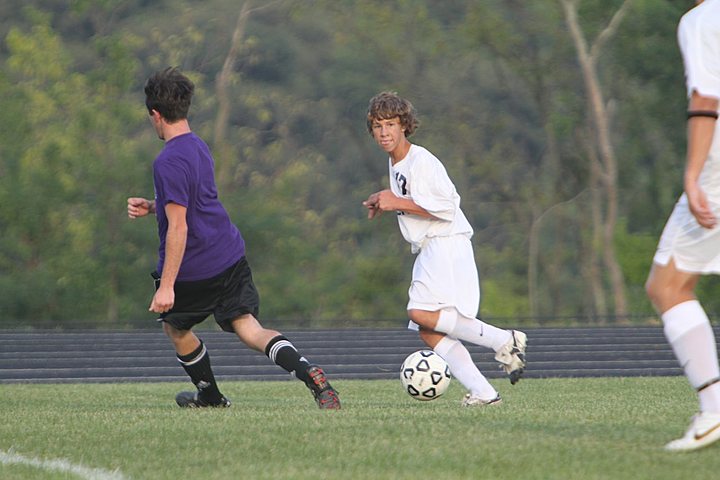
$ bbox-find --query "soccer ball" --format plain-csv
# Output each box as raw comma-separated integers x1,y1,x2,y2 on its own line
400,350,451,401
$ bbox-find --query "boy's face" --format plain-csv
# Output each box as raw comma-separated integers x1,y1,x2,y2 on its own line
371,117,405,154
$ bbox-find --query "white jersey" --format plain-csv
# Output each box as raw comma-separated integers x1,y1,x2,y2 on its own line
678,0,720,199
389,144,472,253
654,1,720,273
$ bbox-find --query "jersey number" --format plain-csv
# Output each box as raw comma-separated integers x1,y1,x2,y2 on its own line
394,172,408,195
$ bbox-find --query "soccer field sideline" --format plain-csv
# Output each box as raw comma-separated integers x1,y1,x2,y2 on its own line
3,326,719,384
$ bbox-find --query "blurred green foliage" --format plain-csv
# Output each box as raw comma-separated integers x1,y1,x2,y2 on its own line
0,0,701,328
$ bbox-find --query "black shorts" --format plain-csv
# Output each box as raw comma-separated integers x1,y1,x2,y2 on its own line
152,257,260,333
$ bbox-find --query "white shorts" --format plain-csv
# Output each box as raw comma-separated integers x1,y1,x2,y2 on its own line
407,235,480,330
653,193,720,273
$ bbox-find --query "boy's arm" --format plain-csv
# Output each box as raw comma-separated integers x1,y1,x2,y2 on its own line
685,91,719,229
364,189,436,219
149,202,187,313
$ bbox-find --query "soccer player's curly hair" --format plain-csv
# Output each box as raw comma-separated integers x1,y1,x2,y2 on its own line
366,92,419,137
144,67,194,123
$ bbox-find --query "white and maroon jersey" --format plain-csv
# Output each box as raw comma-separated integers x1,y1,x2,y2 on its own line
388,144,473,253
679,0,720,198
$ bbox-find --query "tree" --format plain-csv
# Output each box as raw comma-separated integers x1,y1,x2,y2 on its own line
560,0,632,318
2,10,151,326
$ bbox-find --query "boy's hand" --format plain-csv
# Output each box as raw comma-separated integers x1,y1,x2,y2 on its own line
686,182,717,229
363,192,382,219
149,285,174,313
127,197,153,219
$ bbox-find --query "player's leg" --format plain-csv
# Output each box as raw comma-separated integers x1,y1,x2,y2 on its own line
420,328,500,406
163,322,230,407
230,313,310,381
434,309,512,350
409,307,526,384
646,259,720,451
408,236,526,383
433,308,527,384
154,271,230,408
216,257,340,409
229,314,340,409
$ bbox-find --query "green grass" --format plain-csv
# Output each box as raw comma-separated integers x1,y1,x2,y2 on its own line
1,377,719,479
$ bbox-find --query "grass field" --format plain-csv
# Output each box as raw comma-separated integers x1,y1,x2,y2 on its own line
1,377,719,480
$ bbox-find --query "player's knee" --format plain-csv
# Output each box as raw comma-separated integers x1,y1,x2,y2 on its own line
645,275,697,313
645,268,674,306
407,309,437,330
162,323,199,351
162,321,187,339
644,276,659,303
645,277,676,311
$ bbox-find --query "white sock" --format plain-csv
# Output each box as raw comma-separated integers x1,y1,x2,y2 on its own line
700,382,720,414
433,335,497,399
435,308,512,351
662,300,720,413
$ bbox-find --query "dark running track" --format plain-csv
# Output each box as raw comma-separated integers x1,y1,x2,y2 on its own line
1,326,718,384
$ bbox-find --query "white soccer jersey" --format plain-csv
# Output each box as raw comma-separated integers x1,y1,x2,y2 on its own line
679,0,720,100
388,144,472,253
654,0,720,272
678,0,720,198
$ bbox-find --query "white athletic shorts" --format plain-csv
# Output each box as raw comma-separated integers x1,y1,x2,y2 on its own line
407,235,480,330
653,193,720,273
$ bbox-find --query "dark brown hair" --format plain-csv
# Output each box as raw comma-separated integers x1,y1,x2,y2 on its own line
144,67,194,122
366,91,419,137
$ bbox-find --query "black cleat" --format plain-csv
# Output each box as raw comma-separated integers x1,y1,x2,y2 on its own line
175,391,232,408
305,366,341,410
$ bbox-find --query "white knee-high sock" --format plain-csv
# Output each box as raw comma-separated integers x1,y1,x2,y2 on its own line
433,336,497,400
435,308,512,351
662,300,720,413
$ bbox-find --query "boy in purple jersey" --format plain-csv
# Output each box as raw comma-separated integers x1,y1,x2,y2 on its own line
128,67,339,409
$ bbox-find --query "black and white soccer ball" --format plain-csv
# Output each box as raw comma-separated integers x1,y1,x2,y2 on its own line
400,350,451,401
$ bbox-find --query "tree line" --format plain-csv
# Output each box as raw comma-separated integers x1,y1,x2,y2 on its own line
0,0,710,329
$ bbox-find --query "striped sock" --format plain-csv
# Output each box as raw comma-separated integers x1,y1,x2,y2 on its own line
177,340,223,401
265,335,311,383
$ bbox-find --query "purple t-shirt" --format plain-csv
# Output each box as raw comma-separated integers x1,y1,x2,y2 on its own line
153,132,245,281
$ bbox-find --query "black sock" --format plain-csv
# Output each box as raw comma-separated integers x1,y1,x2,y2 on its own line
265,335,311,383
177,340,223,401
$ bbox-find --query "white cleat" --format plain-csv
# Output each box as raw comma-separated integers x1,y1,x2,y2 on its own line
461,393,502,407
494,330,527,385
665,412,720,452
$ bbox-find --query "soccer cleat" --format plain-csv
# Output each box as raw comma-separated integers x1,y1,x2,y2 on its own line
665,412,720,452
305,365,341,410
175,391,232,408
461,393,502,407
494,330,527,385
